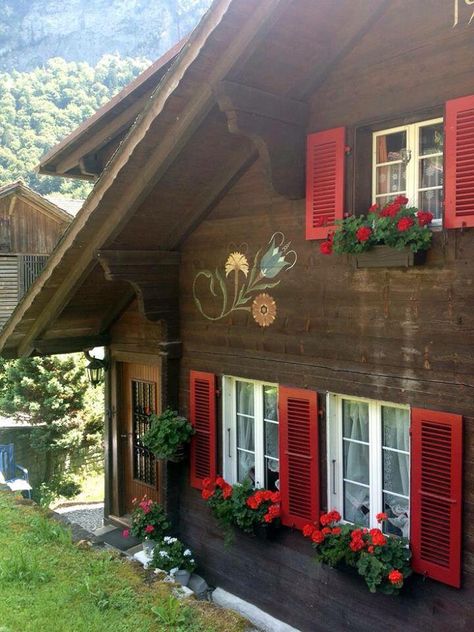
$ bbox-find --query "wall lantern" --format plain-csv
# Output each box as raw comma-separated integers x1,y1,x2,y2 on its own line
84,348,107,386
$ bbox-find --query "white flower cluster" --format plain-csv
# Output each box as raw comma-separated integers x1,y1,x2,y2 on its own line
159,550,170,558
163,536,178,544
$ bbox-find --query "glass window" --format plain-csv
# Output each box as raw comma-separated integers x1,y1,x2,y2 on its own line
224,378,279,491
373,118,444,223
329,396,410,536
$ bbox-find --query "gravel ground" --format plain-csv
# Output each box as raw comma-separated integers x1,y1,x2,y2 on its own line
54,503,104,532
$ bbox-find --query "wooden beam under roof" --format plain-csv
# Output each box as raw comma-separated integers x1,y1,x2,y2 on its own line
32,334,110,355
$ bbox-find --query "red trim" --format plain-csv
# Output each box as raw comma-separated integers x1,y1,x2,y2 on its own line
279,386,319,530
411,408,463,588
306,127,345,240
445,94,474,228
189,371,217,489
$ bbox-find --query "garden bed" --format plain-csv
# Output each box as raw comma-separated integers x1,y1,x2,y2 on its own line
0,491,247,632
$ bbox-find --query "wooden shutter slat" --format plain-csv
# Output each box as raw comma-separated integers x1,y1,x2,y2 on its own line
445,94,474,228
279,386,319,530
190,371,216,489
411,408,462,588
306,127,345,240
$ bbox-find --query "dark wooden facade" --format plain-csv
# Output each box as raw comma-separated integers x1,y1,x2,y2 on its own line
2,1,474,629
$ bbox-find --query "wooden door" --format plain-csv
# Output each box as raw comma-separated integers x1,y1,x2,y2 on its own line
120,362,161,514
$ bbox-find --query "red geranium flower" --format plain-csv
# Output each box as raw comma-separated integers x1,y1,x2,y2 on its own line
222,484,233,500
320,513,331,526
144,524,154,534
303,524,315,538
356,226,372,242
388,569,404,586
122,529,130,538
215,476,225,488
368,203,379,213
417,210,433,226
322,527,332,535
379,202,401,218
328,510,341,523
397,216,414,232
376,512,388,523
368,545,374,554
311,530,325,544
331,527,341,536
320,239,333,255
394,195,409,206
202,488,214,500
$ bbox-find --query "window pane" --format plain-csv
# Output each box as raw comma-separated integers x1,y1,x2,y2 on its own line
376,164,406,195
343,400,369,442
382,407,409,451
265,420,278,458
419,123,443,156
419,155,443,189
376,130,407,163
237,415,255,451
383,451,409,496
263,385,277,420
419,189,443,220
343,440,369,485
383,492,409,538
236,381,254,416
344,481,370,526
265,457,279,491
237,449,255,484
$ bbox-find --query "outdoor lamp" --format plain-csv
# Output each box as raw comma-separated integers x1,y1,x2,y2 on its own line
84,349,107,386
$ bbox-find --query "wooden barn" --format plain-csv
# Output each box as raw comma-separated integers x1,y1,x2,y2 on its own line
0,182,72,328
1,1,474,629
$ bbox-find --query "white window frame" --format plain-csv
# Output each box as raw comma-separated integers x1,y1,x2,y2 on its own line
327,393,410,535
372,117,443,226
222,376,278,488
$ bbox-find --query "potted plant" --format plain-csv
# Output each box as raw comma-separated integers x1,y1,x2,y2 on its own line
142,408,194,462
123,495,170,556
320,196,434,268
150,536,197,586
303,511,412,594
202,477,281,545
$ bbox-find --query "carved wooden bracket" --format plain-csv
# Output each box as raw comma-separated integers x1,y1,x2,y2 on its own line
97,250,181,341
215,80,309,200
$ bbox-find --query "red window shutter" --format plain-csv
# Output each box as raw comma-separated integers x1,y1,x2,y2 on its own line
306,127,345,240
189,371,217,489
279,386,319,530
411,408,463,587
445,95,474,228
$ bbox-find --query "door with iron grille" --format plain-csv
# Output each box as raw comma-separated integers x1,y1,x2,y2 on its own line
120,363,161,514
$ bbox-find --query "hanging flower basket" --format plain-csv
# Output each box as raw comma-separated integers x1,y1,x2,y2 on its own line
320,197,434,268
142,408,194,462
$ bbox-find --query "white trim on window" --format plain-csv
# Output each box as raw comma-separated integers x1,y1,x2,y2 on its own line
327,393,410,536
223,376,278,488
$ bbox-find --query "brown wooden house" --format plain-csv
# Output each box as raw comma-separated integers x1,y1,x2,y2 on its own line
0,182,72,328
1,1,474,629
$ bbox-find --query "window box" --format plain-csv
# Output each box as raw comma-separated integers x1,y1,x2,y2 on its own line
353,245,427,269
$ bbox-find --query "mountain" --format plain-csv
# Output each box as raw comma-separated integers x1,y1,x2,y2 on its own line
0,0,212,72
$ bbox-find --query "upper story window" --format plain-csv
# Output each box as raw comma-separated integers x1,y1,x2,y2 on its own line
328,395,410,538
223,376,279,491
373,118,444,224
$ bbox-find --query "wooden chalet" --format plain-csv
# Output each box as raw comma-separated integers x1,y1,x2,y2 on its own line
1,1,474,628
0,182,72,328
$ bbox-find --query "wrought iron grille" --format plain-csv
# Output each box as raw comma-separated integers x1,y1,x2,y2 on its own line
19,255,48,297
132,380,156,485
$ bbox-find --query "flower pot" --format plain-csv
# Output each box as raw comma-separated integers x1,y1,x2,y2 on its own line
142,539,155,557
173,569,191,586
353,245,427,269
254,519,280,541
167,444,187,463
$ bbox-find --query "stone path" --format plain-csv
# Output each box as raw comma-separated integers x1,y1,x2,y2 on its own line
54,502,104,532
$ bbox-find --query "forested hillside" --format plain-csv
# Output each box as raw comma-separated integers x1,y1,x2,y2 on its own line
0,55,150,198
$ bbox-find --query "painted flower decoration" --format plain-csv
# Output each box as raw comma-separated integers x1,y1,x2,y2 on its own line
252,293,277,327
225,252,249,278
260,232,297,279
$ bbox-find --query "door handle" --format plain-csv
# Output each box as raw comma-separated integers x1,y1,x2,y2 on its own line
120,433,129,439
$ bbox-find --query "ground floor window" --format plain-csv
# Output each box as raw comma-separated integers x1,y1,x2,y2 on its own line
223,377,279,490
328,395,410,537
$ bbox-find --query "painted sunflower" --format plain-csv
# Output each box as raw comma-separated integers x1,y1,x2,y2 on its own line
225,251,249,278
252,293,277,327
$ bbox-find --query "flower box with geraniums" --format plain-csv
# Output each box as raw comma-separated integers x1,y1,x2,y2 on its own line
151,536,197,586
123,495,170,556
320,196,434,269
201,477,281,545
303,511,412,594
142,408,194,462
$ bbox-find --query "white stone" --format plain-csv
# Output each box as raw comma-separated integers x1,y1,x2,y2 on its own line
212,587,301,632
172,585,194,600
133,550,153,568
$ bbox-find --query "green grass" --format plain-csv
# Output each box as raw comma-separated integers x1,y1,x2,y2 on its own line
0,492,247,632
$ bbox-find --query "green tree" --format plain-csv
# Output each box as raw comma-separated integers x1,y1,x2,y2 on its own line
0,54,150,198
0,354,103,504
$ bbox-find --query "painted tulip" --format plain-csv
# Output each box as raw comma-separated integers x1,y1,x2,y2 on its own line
259,232,297,279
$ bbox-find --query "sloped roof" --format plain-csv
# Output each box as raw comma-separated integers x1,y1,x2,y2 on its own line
0,181,73,224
